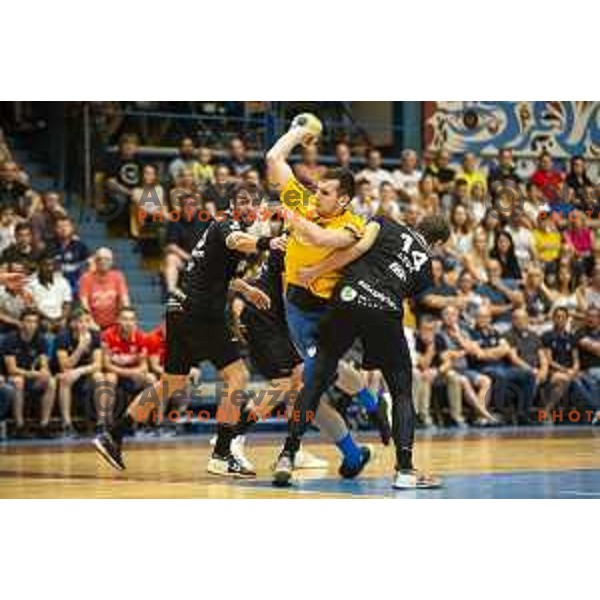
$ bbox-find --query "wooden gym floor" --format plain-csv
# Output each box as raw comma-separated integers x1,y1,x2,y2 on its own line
1,427,600,498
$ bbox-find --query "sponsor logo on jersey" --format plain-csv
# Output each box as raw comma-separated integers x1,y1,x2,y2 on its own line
340,285,358,302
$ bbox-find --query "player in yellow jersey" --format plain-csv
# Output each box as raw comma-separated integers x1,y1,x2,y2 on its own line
266,114,389,478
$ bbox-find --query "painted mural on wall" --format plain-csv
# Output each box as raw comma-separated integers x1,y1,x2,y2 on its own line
424,101,600,160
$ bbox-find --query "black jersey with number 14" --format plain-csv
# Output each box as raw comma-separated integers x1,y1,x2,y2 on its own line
334,216,433,313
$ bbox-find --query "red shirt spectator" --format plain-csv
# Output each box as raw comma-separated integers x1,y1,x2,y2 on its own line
79,247,130,329
102,322,147,368
530,152,564,203
145,323,165,367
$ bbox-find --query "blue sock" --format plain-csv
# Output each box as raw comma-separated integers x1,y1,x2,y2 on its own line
356,387,378,414
336,433,362,467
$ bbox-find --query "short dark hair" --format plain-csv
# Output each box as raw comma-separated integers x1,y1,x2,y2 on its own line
417,215,451,246
322,168,355,200
552,306,569,319
15,222,32,234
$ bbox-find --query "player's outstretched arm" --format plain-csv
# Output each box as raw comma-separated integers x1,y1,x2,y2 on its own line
225,232,286,255
290,214,359,249
297,221,381,285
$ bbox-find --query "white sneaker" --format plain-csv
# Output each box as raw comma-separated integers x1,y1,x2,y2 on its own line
209,435,255,472
294,449,329,470
392,469,442,490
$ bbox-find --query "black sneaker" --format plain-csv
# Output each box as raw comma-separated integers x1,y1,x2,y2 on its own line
272,452,295,488
370,398,391,446
339,445,372,479
93,432,126,471
207,453,256,478
13,426,31,440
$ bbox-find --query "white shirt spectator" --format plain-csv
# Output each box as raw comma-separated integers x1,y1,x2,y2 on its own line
507,224,536,268
393,168,422,200
27,272,72,320
355,168,394,198
0,285,28,323
0,221,16,253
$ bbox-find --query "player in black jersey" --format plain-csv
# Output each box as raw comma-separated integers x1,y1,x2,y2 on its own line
93,184,286,477
272,214,451,489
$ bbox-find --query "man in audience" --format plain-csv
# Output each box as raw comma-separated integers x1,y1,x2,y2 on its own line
48,215,90,294
79,247,130,329
541,307,580,418
415,257,461,322
56,308,103,437
0,262,31,333
203,164,233,212
0,222,43,273
225,137,254,179
102,307,156,423
30,191,67,251
0,205,19,254
572,306,600,420
293,143,326,189
530,151,564,203
488,147,522,189
356,148,393,197
423,149,455,195
168,137,199,183
0,160,38,217
456,152,487,195
470,305,536,424
26,255,72,332
334,142,352,171
393,149,422,203
3,309,56,438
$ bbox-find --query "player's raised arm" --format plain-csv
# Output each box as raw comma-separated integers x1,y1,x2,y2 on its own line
297,221,381,285
225,231,286,255
289,213,360,249
266,113,323,201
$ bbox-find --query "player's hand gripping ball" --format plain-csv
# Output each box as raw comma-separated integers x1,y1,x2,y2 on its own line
291,113,323,146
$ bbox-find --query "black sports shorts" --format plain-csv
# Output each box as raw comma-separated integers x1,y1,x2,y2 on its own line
165,308,241,375
240,304,302,380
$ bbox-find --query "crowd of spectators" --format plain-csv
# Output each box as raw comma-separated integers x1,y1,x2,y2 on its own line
3,121,600,439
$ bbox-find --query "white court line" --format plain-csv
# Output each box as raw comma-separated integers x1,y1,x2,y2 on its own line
560,490,600,497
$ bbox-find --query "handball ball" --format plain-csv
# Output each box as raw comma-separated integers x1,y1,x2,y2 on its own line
291,113,323,137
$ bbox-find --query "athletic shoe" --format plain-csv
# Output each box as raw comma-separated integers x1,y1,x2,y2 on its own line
367,397,391,445
338,445,372,479
272,452,294,487
93,432,126,471
231,436,256,472
207,453,256,478
294,449,328,470
392,469,441,490
62,424,78,439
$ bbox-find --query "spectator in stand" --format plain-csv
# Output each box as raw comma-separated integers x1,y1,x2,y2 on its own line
470,305,536,424
131,164,167,240
423,149,455,195
563,211,594,273
455,270,485,327
447,203,474,260
523,182,546,226
488,148,522,189
417,175,440,216
401,204,420,229
462,227,491,283
226,137,254,179
480,210,503,250
0,160,39,217
533,216,562,275
415,257,460,322
79,247,130,330
26,255,72,332
522,265,552,330
378,181,401,220
30,192,67,252
491,231,522,281
0,262,32,333
56,308,103,437
504,308,549,398
392,149,422,203
356,148,393,197
162,195,210,296
547,256,581,316
572,306,600,420
3,309,56,438
0,205,19,254
506,215,537,270
530,151,564,204
457,152,487,195
414,317,464,428
48,215,90,294
169,167,199,212
168,137,199,184
438,306,494,425
470,181,487,223
204,164,233,212
194,146,215,187
576,262,600,312
541,306,580,419
334,142,352,171
565,155,594,209
102,307,156,421
293,143,327,189
477,259,522,333
351,179,378,220
103,134,144,226
0,222,43,273
450,178,470,210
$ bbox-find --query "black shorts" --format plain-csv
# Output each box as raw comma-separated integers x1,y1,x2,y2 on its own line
241,305,302,380
165,308,241,375
318,305,410,372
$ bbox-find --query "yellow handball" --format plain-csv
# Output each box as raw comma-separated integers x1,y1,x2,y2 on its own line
291,113,323,138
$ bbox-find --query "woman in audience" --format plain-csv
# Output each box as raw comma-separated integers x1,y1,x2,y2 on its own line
563,211,594,273
480,210,503,251
417,175,440,216
447,203,474,258
491,230,522,281
507,215,537,271
130,164,167,239
547,256,581,317
462,227,490,283
169,167,198,212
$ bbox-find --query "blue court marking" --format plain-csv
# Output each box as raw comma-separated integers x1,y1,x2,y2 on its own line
241,469,600,499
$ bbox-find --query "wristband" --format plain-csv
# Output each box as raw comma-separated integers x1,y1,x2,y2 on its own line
257,236,273,251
